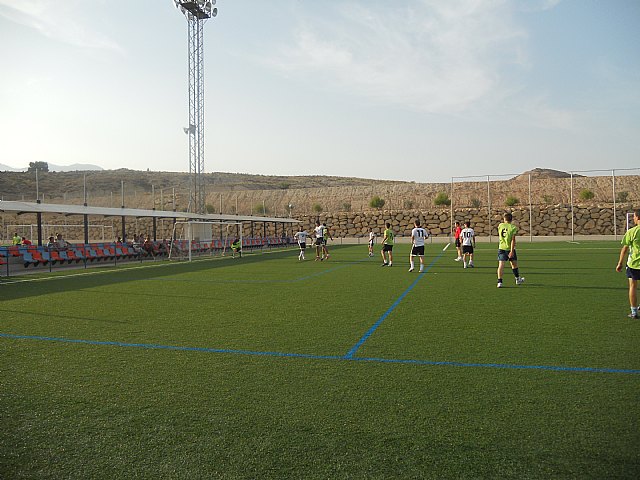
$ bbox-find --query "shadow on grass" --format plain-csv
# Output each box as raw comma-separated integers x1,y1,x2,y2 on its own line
0,307,130,324
0,248,295,301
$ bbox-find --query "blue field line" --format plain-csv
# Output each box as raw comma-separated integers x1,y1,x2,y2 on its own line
2,332,639,375
343,251,445,359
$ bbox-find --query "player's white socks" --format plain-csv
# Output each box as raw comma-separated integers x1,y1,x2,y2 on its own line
410,260,414,270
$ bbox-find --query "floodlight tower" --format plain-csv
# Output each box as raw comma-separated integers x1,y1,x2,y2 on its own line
174,0,218,214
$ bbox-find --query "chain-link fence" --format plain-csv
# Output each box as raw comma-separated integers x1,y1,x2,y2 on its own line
1,168,638,243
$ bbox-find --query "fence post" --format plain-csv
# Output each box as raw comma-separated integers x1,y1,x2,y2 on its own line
570,173,575,241
487,176,492,243
450,177,454,237
612,169,617,239
528,174,533,243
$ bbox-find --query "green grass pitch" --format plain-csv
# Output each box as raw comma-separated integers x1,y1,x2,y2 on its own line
1,242,639,479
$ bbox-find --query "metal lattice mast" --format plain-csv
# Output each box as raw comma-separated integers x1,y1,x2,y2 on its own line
174,1,218,214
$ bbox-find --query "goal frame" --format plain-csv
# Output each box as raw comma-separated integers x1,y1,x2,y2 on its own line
169,221,243,262
626,212,636,231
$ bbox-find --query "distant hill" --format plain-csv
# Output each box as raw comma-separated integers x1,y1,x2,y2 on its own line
0,168,407,199
0,163,103,173
0,163,26,172
517,168,579,179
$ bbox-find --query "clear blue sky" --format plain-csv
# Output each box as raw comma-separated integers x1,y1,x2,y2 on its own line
0,0,638,182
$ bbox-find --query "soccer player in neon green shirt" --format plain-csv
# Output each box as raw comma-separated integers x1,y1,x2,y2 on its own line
616,209,640,319
230,238,241,258
381,222,394,267
497,212,524,288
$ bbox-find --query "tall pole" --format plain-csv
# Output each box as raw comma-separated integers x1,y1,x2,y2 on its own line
121,180,126,241
487,176,492,243
528,174,533,243
83,173,89,245
570,173,574,241
175,1,218,214
450,177,454,236
612,169,617,239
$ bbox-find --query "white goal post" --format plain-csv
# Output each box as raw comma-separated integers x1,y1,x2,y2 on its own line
626,212,636,231
169,221,243,261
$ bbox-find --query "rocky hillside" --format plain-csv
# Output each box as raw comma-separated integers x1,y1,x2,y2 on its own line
0,168,637,217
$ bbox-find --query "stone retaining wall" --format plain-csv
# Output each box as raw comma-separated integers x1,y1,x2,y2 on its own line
294,204,633,238
2,204,634,243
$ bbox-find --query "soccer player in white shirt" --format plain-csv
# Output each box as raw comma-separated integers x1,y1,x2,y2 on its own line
460,221,476,268
313,221,324,261
294,228,308,260
368,230,375,257
409,220,429,272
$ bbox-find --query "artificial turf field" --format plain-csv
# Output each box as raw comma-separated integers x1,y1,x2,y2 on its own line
1,241,639,479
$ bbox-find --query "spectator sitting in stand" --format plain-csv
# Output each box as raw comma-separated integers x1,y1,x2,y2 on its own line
156,240,168,255
143,236,154,256
46,236,56,250
21,237,32,246
56,233,70,250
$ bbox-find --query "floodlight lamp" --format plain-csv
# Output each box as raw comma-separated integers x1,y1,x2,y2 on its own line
211,7,218,17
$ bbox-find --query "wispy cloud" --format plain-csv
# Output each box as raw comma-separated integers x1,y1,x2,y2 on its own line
518,0,563,13
0,0,122,53
265,0,528,114
516,96,575,130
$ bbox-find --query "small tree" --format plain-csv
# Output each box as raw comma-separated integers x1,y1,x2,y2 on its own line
616,191,629,203
205,204,216,214
341,202,352,212
28,161,49,173
579,189,594,201
470,198,481,208
505,196,519,207
434,192,451,206
370,196,385,209
542,195,554,204
312,203,323,213
255,203,268,214
403,199,414,209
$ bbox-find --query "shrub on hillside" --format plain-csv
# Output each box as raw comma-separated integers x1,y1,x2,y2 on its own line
505,196,519,207
616,191,629,203
370,196,385,209
434,192,451,206
579,189,595,201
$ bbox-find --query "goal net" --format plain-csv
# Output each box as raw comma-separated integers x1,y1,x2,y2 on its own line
169,221,243,261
